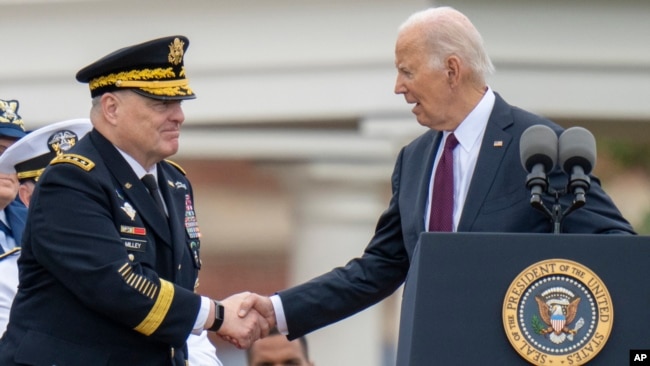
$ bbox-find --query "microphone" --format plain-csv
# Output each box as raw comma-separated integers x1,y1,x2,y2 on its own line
520,125,558,207
559,127,596,207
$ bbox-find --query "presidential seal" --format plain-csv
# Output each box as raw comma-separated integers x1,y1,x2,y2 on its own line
503,259,613,365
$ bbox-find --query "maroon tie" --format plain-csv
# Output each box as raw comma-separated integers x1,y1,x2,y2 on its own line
429,133,459,232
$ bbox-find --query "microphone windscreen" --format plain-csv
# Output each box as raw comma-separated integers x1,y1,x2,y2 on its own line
520,125,558,172
559,127,596,174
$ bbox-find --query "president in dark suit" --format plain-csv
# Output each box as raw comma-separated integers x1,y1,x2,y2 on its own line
0,36,267,365
238,6,635,341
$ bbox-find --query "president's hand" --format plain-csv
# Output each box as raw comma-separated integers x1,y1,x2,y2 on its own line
238,293,276,330
216,292,270,349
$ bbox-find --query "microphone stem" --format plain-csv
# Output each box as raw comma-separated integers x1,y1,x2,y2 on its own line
552,201,563,234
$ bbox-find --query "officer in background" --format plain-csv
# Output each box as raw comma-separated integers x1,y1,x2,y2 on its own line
0,99,27,335
0,36,267,365
0,119,92,206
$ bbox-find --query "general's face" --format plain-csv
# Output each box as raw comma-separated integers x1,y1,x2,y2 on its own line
112,91,184,168
248,335,312,366
394,27,455,130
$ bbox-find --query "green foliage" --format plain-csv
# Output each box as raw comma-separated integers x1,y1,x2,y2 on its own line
598,138,650,234
637,211,650,235
600,139,650,171
531,315,545,335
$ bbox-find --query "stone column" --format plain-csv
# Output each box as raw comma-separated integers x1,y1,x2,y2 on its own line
280,162,394,366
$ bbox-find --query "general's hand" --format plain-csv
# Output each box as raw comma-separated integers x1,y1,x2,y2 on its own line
216,292,271,349
238,293,276,330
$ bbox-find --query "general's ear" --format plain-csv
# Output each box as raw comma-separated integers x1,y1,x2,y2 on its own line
100,92,120,126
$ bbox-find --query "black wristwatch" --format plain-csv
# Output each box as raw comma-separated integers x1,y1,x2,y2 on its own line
208,300,224,332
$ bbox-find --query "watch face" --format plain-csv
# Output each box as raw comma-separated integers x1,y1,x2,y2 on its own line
208,300,225,332
216,302,224,319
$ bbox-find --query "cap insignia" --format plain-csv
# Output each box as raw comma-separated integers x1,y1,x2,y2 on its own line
48,129,79,156
0,99,25,130
168,37,185,66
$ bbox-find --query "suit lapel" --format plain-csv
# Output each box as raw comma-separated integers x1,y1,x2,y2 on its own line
414,131,443,232
89,131,172,244
458,94,514,231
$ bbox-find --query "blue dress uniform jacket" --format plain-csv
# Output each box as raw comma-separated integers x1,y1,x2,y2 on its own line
2,199,27,252
0,129,203,365
277,93,635,339
0,199,27,334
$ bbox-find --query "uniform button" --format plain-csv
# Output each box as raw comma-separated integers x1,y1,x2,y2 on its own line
171,347,175,358
178,264,182,270
128,254,135,261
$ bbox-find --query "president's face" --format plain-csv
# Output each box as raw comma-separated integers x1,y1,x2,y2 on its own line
394,25,456,131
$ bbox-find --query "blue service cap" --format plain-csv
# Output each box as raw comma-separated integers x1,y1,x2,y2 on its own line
0,99,27,140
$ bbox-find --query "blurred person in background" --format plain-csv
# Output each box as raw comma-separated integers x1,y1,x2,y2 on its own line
246,328,314,366
0,98,27,336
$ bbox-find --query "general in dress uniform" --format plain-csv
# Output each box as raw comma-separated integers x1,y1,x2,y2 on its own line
0,36,224,366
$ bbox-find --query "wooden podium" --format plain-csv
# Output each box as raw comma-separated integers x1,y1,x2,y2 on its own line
396,232,650,365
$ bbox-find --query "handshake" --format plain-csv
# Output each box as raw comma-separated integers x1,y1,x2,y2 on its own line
207,292,276,349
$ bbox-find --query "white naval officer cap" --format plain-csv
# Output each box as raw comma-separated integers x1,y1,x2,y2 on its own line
0,118,92,182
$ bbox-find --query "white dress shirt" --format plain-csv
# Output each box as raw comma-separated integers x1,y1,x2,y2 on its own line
425,87,495,231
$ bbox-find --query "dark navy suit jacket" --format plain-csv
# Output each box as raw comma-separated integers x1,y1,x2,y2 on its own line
0,130,203,365
278,93,635,339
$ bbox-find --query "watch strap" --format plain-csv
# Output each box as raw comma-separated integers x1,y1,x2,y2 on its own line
207,300,224,332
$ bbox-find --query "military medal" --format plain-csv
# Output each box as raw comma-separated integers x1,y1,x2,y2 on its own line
184,194,201,239
184,194,202,268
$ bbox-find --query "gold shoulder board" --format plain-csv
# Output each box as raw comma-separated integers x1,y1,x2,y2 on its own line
50,154,96,172
165,159,186,175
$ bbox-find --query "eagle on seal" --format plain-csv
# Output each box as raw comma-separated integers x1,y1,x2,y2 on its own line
535,295,581,344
